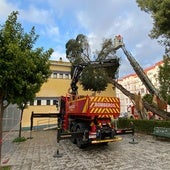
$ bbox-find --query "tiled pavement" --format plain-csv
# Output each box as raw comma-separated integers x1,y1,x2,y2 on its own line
1,130,170,170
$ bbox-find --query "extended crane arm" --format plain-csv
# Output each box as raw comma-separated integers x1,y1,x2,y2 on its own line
121,45,159,96
70,64,85,95
70,59,120,95
113,35,161,98
113,35,167,113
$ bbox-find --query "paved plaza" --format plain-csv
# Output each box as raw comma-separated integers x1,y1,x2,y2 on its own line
1,130,170,170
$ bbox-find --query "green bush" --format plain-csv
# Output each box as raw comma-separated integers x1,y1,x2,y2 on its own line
12,137,26,143
117,118,170,134
1,166,11,170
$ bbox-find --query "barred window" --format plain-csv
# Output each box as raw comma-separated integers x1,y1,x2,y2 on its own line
46,100,50,105
65,74,69,79
59,73,63,79
53,73,57,78
37,100,41,105
53,100,57,105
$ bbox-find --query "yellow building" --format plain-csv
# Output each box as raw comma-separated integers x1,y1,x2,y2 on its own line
22,59,117,129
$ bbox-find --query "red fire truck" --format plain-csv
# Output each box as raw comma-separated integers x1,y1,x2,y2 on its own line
57,60,133,148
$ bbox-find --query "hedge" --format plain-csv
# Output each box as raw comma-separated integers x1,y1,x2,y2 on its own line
117,118,170,134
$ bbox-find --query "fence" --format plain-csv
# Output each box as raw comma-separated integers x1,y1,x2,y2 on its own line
3,104,21,131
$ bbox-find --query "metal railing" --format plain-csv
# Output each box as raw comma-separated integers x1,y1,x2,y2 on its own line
36,119,57,130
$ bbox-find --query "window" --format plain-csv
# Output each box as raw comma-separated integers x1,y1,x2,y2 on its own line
37,100,41,105
46,100,50,105
53,73,57,78
65,74,69,79
53,100,57,105
59,73,63,79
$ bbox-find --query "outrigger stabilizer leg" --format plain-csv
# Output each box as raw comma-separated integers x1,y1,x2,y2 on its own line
53,127,63,158
53,114,65,158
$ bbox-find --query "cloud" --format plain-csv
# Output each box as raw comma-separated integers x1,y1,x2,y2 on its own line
48,0,165,77
20,5,54,25
51,50,68,61
75,1,135,34
40,25,60,40
119,59,134,78
0,0,18,21
0,0,165,78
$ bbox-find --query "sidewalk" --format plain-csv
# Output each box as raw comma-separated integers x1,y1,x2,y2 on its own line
1,130,170,170
2,130,58,170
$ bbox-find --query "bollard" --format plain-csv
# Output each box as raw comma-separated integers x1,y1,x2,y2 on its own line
129,121,138,144
53,128,63,158
27,130,33,139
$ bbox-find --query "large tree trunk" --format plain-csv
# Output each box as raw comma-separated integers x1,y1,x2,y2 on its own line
111,79,170,120
19,109,23,138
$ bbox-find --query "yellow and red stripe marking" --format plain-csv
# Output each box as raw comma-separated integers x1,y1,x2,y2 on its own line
67,96,120,117
88,96,120,114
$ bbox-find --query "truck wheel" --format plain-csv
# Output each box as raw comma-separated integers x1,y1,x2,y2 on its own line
70,125,76,144
76,127,84,148
111,129,116,138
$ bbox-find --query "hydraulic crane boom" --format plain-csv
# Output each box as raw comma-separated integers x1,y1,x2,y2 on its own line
121,45,159,96
70,59,120,95
113,35,168,118
114,35,162,99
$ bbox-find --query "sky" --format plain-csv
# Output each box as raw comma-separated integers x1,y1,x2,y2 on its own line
0,0,165,78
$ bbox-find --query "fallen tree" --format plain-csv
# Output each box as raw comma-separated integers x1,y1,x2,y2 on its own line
111,79,170,120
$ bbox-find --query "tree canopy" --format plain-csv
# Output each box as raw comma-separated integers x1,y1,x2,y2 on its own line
136,0,170,55
0,11,53,106
0,11,53,162
159,57,170,105
136,0,170,39
65,34,120,93
136,0,170,108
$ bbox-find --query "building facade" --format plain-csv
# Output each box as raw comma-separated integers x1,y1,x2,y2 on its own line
22,59,72,129
116,61,166,115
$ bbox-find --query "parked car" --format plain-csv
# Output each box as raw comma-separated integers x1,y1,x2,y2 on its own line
119,112,134,119
119,112,128,118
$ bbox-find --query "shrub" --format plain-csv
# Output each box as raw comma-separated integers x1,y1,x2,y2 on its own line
13,137,26,143
1,166,11,170
117,118,170,134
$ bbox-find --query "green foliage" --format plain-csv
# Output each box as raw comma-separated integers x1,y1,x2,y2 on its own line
1,166,11,170
159,57,170,104
12,136,26,143
80,65,108,92
118,118,170,134
65,34,120,92
136,0,170,39
142,94,153,104
96,38,116,61
66,34,90,63
0,12,53,161
0,11,53,106
136,1,170,105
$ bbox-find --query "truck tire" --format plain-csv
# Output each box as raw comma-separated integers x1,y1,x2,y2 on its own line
76,127,85,148
70,125,76,144
111,129,116,138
